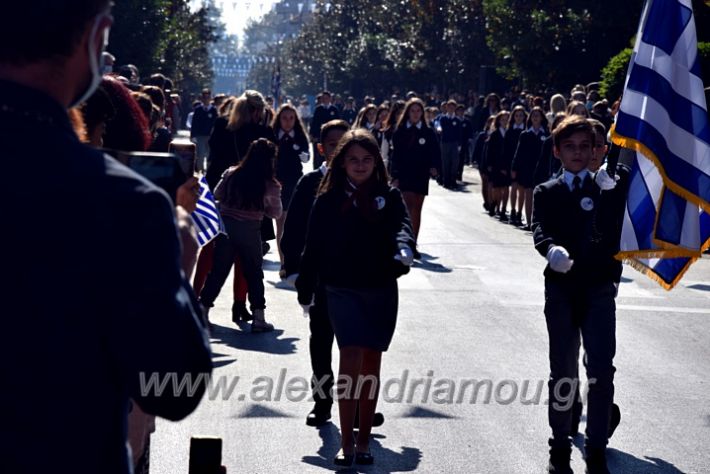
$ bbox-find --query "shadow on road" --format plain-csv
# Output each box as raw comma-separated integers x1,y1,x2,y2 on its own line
209,324,299,355
571,438,685,474
301,423,423,472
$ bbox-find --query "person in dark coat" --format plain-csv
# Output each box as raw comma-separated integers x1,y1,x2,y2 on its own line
296,129,415,468
534,112,567,187
511,106,548,230
504,105,528,225
456,103,474,180
532,116,628,474
472,116,496,212
309,90,340,168
485,110,511,217
0,2,212,472
390,98,440,249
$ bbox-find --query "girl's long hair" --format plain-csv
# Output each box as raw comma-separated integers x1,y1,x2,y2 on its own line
226,90,265,131
395,98,429,131
382,100,406,132
222,138,278,210
507,105,528,129
270,103,309,144
353,104,377,129
318,129,389,195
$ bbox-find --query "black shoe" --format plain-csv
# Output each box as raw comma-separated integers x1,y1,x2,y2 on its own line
548,445,573,474
585,448,610,474
231,302,253,323
306,405,332,427
353,412,385,428
488,208,496,217
498,212,509,222
333,450,354,467
355,450,374,465
413,249,422,260
608,403,621,438
261,241,270,256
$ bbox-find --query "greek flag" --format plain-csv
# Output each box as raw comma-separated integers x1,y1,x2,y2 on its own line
612,0,710,289
191,176,224,247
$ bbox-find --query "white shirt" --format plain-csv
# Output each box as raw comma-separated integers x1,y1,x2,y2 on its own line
563,169,590,191
318,163,328,176
406,121,423,129
278,129,295,140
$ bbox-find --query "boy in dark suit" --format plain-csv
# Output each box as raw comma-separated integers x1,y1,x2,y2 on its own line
532,116,627,474
309,90,340,168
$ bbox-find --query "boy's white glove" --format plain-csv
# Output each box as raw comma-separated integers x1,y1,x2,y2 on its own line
394,247,414,267
299,151,310,163
595,169,617,191
546,245,574,273
300,304,312,318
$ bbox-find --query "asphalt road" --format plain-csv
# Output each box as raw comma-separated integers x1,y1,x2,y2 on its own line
151,166,710,474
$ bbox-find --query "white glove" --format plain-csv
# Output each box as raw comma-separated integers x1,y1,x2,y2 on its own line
546,245,574,273
300,304,312,318
299,151,310,163
394,247,414,267
595,169,617,191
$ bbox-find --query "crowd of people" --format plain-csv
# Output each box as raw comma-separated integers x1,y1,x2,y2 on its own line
2,1,643,473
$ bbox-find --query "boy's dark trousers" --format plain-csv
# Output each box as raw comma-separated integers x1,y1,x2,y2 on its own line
309,284,334,409
544,279,616,450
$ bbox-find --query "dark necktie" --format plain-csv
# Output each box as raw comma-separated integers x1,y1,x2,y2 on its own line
572,175,582,192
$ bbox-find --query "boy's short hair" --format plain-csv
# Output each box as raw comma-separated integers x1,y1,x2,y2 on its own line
553,115,594,149
320,119,350,143
587,118,606,141
321,90,332,97
455,104,465,111
446,99,457,107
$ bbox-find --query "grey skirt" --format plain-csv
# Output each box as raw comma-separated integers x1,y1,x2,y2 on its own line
325,282,398,352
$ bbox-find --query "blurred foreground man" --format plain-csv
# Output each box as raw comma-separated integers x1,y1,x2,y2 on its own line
0,2,213,473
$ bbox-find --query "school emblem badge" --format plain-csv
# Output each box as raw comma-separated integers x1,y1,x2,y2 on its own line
580,197,594,211
375,196,386,210
419,138,426,145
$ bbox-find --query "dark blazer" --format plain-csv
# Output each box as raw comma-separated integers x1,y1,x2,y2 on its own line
1,80,212,473
309,104,340,139
390,123,441,195
280,168,325,276
274,131,309,191
512,129,548,188
502,127,524,175
533,135,560,187
296,186,416,304
485,129,506,172
532,167,629,284
206,120,275,191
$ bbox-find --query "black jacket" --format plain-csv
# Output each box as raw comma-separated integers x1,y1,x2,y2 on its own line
0,80,212,473
533,135,560,186
309,104,340,139
206,120,275,190
390,124,440,183
281,169,325,276
512,129,548,186
296,186,415,304
190,103,217,137
274,131,309,190
502,127,524,174
532,167,630,284
484,129,506,172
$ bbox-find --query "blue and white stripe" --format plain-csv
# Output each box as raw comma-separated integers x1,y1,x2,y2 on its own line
191,176,224,247
614,0,709,289
614,0,709,210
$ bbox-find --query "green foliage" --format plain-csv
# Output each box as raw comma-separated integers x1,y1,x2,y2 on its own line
699,42,710,86
599,48,632,102
109,0,220,94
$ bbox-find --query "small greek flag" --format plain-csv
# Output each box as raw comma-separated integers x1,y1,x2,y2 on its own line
612,0,710,289
191,176,224,247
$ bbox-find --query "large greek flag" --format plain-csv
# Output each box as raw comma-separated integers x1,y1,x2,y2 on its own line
612,0,710,289
191,176,224,247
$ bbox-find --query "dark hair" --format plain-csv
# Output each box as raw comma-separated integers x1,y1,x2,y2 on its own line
0,0,111,64
383,100,406,132
553,115,594,149
319,129,389,195
354,104,377,129
507,105,528,129
81,85,115,139
396,98,428,130
526,106,548,130
141,85,165,112
101,77,152,152
566,100,590,118
271,104,308,143
222,138,278,210
147,73,167,89
587,118,606,142
320,119,350,143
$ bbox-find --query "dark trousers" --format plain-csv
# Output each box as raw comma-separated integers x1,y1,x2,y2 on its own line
457,143,470,179
441,142,460,188
309,285,334,407
200,218,265,310
544,280,616,449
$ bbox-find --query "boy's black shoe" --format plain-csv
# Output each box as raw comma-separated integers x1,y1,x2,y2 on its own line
608,403,621,438
584,448,610,474
548,445,573,474
498,212,509,222
306,403,332,427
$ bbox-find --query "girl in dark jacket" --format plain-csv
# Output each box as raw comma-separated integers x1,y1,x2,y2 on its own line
389,98,440,247
504,105,528,225
296,129,415,467
511,107,548,230
271,104,310,273
485,110,510,218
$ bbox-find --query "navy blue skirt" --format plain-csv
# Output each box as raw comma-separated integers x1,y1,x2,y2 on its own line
325,282,398,352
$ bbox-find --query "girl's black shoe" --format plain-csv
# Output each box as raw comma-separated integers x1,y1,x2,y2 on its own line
355,451,374,465
231,302,253,322
334,450,354,467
